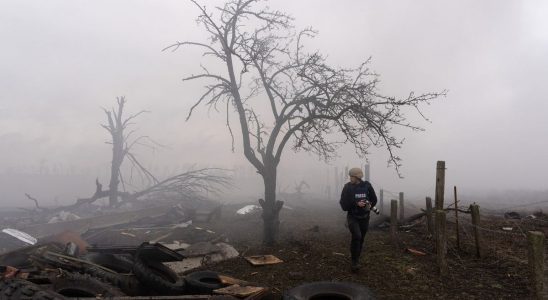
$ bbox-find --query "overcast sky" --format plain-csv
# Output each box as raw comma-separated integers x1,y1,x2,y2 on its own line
1,0,547,206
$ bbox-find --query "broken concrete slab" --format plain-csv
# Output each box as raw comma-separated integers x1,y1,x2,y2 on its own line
165,257,204,275
159,241,190,251
203,243,239,265
166,242,239,274
182,242,221,257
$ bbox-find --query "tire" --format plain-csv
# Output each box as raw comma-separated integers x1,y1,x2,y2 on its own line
132,256,186,295
82,253,134,273
82,265,142,296
184,270,224,294
32,290,68,300
51,272,125,297
283,281,376,300
0,279,67,300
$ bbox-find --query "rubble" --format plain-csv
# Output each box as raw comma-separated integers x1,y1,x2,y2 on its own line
0,201,370,299
0,203,274,299
166,242,239,274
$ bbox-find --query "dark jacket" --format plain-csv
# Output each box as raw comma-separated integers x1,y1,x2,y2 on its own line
339,180,377,218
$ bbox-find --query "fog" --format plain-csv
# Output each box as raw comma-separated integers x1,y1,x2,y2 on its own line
1,0,547,208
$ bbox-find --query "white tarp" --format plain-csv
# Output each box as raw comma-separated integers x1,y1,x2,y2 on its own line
236,205,260,215
2,228,37,245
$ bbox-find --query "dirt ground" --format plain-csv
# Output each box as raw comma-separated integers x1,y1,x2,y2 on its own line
187,201,534,300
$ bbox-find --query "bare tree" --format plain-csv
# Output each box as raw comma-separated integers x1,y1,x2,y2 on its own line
166,0,446,244
19,98,230,221
101,97,155,207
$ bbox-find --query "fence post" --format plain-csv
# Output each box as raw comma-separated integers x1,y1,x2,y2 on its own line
426,197,433,235
391,200,398,244
435,161,445,210
399,192,404,222
435,210,448,275
470,203,482,258
334,166,338,190
453,186,460,251
527,231,545,299
380,189,384,214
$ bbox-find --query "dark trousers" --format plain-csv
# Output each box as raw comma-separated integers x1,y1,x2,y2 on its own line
347,214,370,264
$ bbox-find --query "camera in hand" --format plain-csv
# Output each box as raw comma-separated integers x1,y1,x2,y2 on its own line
364,200,380,215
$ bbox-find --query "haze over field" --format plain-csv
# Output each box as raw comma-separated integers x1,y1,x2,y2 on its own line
1,0,547,207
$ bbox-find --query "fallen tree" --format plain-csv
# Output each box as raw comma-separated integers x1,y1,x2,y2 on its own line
24,168,231,218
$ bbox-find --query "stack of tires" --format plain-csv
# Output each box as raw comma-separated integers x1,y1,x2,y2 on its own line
0,279,67,300
75,251,226,296
1,249,230,297
3,248,376,299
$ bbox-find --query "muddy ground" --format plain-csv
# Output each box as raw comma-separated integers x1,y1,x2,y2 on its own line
188,200,535,300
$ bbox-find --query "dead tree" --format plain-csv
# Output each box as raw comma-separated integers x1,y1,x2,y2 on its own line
101,97,154,207
51,169,231,214
166,0,446,245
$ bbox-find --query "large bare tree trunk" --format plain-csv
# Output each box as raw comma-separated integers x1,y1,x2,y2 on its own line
259,165,284,245
108,128,123,207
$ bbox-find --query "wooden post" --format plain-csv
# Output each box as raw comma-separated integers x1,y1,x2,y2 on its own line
454,186,460,251
426,197,433,235
364,163,370,181
470,203,482,258
527,231,545,299
380,189,384,214
391,200,398,244
334,166,339,189
399,192,404,222
435,161,445,210
435,210,448,275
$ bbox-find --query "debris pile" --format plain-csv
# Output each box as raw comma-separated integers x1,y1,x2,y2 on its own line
1,202,377,299
0,203,270,299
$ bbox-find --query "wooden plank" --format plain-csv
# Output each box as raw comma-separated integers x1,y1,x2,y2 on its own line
244,255,283,266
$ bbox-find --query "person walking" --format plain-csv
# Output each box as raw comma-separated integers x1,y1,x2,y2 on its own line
339,167,377,272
